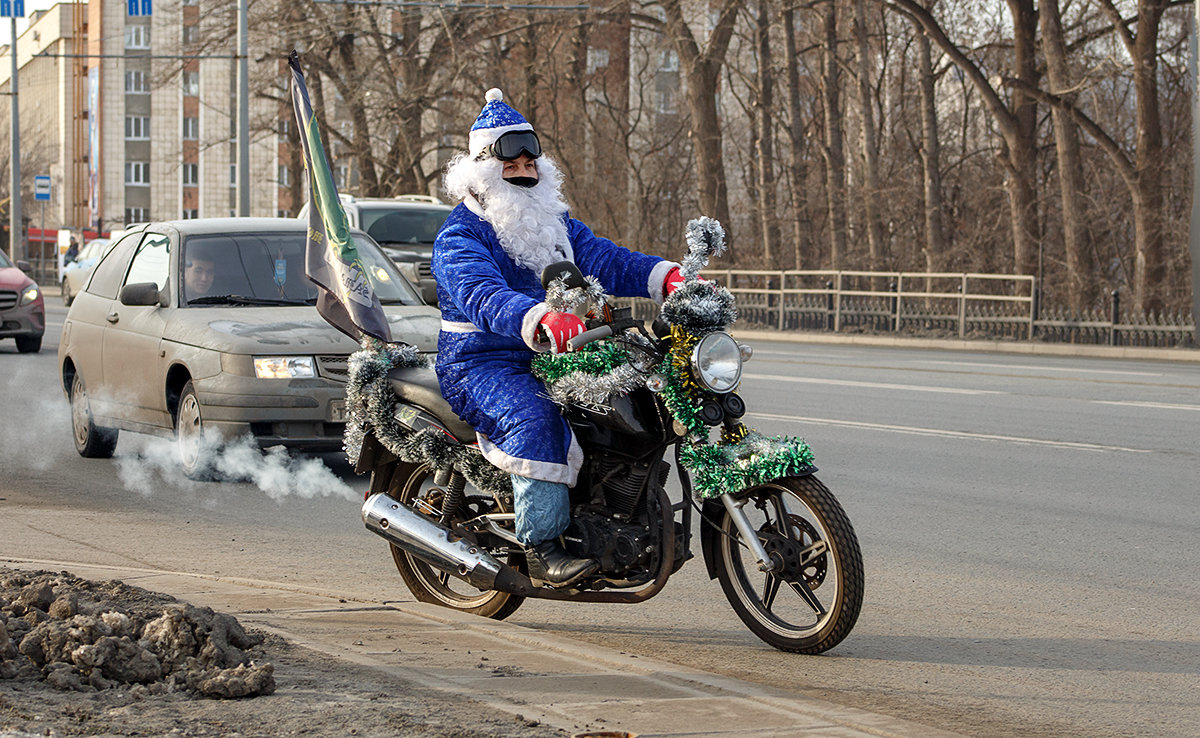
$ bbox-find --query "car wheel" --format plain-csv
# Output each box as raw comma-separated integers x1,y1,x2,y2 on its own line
62,279,73,306
70,373,118,458
176,381,215,480
15,335,41,353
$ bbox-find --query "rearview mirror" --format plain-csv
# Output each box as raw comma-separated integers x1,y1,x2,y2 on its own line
16,259,31,272
120,282,166,307
541,260,585,290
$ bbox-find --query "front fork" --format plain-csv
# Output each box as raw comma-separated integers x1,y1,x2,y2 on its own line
719,493,779,573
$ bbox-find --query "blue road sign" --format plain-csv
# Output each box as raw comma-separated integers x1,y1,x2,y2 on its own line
0,0,26,18
34,176,51,202
128,0,151,16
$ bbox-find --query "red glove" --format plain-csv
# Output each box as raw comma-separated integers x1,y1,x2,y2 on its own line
663,266,685,298
539,311,586,353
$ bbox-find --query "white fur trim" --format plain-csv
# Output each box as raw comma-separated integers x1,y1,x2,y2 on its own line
476,431,583,486
522,301,553,351
440,319,480,333
463,193,485,217
648,260,681,305
470,122,536,158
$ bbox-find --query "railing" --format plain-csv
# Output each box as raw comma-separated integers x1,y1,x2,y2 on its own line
619,269,1196,348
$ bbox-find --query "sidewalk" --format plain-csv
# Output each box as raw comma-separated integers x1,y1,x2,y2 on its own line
6,560,961,738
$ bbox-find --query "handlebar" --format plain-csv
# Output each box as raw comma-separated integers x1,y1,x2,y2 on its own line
566,325,614,352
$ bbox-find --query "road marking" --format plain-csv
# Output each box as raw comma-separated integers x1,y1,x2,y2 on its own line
1093,400,1200,413
919,360,1162,377
743,373,1003,395
748,412,1154,453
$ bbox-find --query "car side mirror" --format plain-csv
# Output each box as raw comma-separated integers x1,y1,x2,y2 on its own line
120,281,166,307
16,259,31,272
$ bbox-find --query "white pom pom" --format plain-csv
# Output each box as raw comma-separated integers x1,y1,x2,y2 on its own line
485,88,503,103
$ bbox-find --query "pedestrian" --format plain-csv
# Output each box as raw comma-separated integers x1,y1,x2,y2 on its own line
431,89,687,587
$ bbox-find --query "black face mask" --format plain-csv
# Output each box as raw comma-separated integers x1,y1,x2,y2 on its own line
504,176,539,189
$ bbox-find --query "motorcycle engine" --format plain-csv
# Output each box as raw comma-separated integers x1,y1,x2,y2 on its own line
561,512,653,579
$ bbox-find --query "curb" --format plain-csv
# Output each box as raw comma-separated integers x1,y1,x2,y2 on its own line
4,559,963,738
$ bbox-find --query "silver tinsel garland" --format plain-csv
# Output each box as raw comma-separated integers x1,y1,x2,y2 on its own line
342,337,512,501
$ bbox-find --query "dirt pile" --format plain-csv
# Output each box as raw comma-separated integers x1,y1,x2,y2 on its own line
0,568,274,699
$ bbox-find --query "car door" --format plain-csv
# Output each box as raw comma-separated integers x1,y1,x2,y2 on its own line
100,230,173,429
61,232,141,423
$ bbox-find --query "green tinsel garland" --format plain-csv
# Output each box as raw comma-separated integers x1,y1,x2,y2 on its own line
680,431,815,499
531,341,631,384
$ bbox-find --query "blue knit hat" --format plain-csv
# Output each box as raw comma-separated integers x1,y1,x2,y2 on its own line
469,88,534,157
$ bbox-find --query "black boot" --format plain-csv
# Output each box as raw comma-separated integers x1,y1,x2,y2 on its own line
526,540,598,587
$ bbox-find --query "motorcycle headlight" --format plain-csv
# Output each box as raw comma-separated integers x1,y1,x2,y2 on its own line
689,332,742,393
254,356,316,379
19,284,40,306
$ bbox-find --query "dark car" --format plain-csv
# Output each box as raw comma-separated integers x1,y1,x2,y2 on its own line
0,250,45,353
58,218,439,477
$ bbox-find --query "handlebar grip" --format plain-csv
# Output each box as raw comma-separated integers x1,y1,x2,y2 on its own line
567,325,613,352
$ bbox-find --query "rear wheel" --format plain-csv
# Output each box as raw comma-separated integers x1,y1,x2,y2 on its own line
713,475,863,654
372,461,524,620
70,373,118,458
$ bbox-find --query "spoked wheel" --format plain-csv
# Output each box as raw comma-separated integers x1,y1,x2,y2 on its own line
372,461,524,620
713,475,863,653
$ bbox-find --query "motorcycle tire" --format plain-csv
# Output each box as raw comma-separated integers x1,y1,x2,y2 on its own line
371,460,525,621
712,475,863,654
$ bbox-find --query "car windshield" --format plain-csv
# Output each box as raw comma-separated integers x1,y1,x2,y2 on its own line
359,207,449,246
0,250,11,268
181,231,421,306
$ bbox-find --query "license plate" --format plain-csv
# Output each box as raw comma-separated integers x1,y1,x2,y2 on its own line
329,399,347,422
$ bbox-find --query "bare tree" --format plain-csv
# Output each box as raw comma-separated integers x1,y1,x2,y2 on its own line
853,0,885,268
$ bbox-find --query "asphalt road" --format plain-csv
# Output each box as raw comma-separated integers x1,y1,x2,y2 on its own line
3,302,1198,737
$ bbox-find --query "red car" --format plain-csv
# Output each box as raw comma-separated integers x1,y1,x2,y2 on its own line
0,250,45,353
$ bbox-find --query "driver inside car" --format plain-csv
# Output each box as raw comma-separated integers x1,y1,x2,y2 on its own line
432,89,685,587
183,248,218,302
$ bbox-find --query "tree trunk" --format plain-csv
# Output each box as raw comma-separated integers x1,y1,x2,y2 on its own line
1040,0,1096,311
1132,1,1167,313
822,0,848,270
1005,0,1039,277
913,13,946,273
854,0,884,268
784,7,810,269
754,0,780,267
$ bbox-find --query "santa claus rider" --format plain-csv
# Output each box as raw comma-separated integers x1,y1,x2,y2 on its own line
432,89,687,588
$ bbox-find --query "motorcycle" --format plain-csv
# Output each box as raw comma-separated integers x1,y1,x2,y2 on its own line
351,218,863,653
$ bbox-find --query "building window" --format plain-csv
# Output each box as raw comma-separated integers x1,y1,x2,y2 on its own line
125,70,149,94
277,164,289,187
182,25,198,45
182,163,199,186
124,116,150,140
182,116,198,140
277,117,290,142
125,161,150,185
659,50,679,73
182,208,198,219
277,209,290,218
587,48,609,73
124,207,149,224
125,25,150,50
183,71,200,96
182,0,198,6
229,164,236,186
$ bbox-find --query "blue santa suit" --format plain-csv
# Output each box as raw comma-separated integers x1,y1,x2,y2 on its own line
432,195,677,489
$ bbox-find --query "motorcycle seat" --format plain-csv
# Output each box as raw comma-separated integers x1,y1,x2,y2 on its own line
386,365,477,442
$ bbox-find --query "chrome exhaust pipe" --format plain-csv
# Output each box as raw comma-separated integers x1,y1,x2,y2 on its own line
362,492,514,592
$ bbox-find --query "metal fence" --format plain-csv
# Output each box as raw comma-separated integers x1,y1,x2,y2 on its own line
621,269,1196,348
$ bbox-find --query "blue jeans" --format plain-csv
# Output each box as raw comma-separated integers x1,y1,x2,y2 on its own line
510,474,570,546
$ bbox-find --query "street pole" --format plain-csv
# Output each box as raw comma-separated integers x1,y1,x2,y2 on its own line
1192,5,1200,344
9,15,21,263
236,0,249,216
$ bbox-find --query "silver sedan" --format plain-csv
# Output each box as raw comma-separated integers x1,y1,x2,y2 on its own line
58,218,439,478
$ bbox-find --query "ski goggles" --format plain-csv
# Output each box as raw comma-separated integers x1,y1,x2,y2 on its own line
484,130,542,161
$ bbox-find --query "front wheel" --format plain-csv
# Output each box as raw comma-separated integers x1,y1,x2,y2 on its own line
713,475,863,654
70,373,118,458
175,381,214,480
371,461,524,620
61,279,73,306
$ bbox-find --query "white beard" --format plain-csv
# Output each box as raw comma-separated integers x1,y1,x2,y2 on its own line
443,152,571,276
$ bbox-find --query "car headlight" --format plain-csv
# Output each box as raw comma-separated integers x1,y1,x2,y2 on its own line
689,332,742,393
253,356,316,379
19,284,40,305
